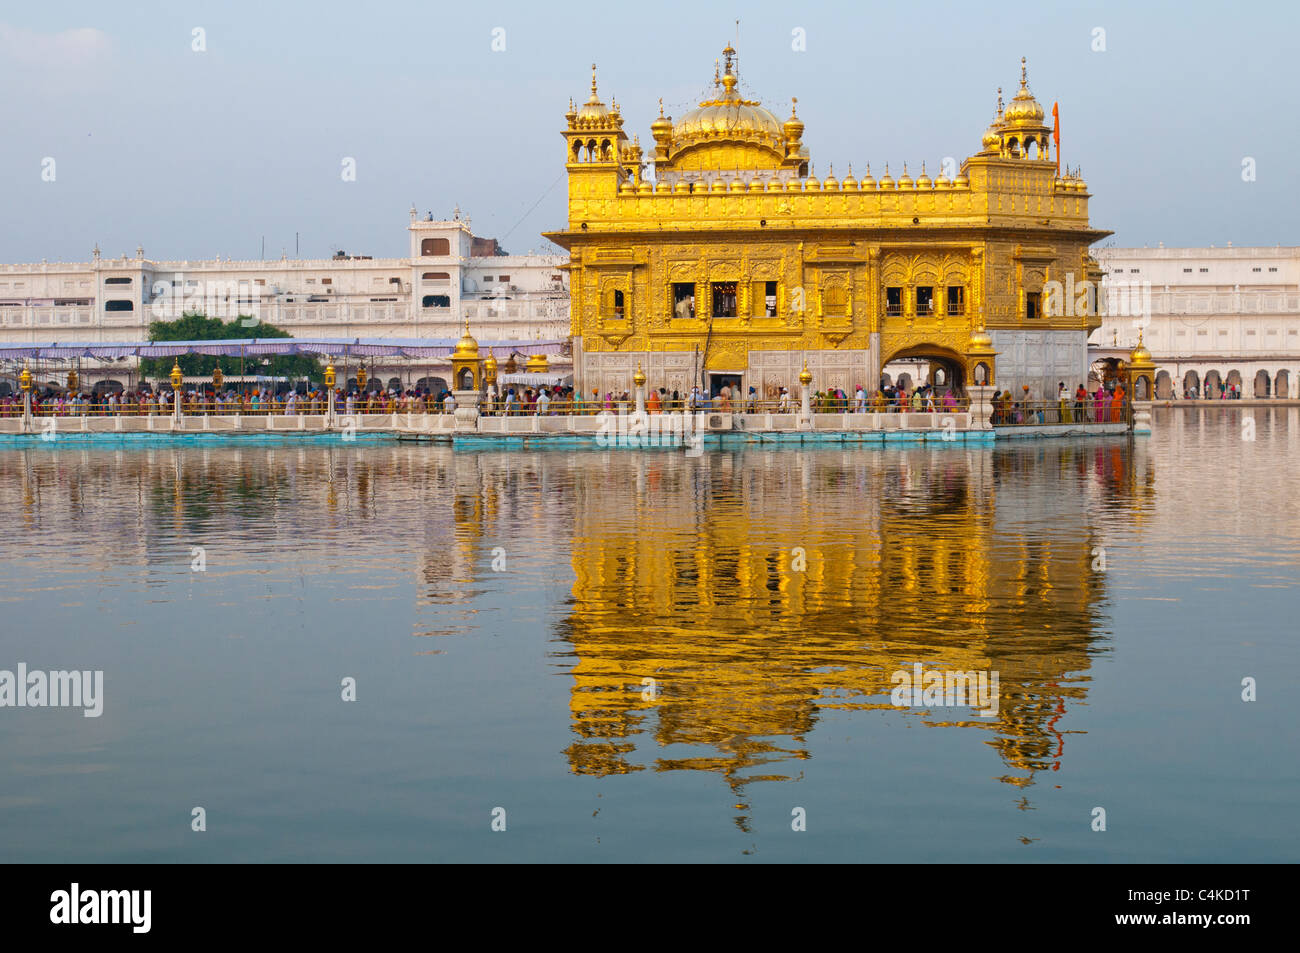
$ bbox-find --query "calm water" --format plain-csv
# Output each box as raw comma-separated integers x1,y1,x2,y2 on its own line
1,406,1297,862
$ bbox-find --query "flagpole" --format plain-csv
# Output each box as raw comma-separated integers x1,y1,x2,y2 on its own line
1053,101,1061,176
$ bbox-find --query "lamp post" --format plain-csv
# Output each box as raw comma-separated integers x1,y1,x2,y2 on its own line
170,359,183,424
19,362,33,433
324,360,337,427
634,361,647,415
798,360,813,430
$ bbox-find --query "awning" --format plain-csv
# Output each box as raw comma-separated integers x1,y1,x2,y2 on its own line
0,337,568,361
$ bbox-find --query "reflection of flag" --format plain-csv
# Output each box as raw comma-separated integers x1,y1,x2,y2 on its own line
1052,102,1060,174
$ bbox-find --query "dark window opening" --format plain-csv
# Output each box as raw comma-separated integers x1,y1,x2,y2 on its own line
764,280,777,317
104,276,132,285
673,283,696,320
712,282,737,318
421,238,450,256
946,286,965,315
105,300,134,312
613,289,625,319
916,286,935,315
886,287,903,316
422,295,451,308
1026,291,1041,320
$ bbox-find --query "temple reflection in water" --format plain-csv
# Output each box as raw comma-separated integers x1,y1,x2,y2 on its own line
554,442,1155,807
0,437,1156,814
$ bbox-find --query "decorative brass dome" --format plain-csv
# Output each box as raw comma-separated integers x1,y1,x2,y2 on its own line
670,47,785,157
453,321,479,359
1003,58,1046,126
798,362,812,386
576,65,611,124
525,353,549,373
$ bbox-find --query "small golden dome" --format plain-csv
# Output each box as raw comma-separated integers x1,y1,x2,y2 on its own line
453,322,479,359
650,98,673,138
897,163,914,189
841,164,858,190
859,164,876,190
633,362,646,387
823,164,839,190
525,353,549,372
915,162,932,190
798,362,812,386
969,327,994,349
577,64,610,123
1004,58,1046,125
878,164,895,189
484,350,498,371
783,97,804,141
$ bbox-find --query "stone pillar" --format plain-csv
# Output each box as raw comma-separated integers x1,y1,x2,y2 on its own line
967,385,995,430
453,389,481,433
634,381,646,416
21,391,33,434
326,388,337,428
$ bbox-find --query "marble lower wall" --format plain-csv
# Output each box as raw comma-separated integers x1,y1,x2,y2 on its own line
576,341,879,399
989,330,1090,401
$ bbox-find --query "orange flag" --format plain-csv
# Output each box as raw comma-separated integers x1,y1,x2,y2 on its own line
1052,102,1060,174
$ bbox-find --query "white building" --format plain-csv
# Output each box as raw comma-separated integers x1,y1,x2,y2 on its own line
0,209,570,390
1093,246,1300,398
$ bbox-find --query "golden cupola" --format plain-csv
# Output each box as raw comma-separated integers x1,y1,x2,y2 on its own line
1004,58,1046,124
576,65,612,124
654,46,806,175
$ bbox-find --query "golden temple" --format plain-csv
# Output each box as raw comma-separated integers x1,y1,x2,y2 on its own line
544,48,1110,401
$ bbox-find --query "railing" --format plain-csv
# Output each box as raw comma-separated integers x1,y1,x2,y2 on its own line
991,398,1129,427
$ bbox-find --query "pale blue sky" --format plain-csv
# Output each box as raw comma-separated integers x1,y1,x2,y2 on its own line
2,0,1296,262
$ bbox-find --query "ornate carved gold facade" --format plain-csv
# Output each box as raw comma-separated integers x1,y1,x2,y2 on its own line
544,49,1111,396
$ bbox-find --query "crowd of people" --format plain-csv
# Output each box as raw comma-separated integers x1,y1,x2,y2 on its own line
2,377,1140,424
990,382,1129,425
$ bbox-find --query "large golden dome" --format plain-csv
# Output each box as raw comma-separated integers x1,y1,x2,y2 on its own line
669,47,785,157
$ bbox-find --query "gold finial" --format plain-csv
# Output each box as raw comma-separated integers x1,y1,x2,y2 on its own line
1021,56,1028,87
723,44,735,75
847,163,853,176
591,63,598,95
714,60,721,88
658,97,664,117
828,163,833,176
790,96,798,116
799,361,812,386
997,87,1004,117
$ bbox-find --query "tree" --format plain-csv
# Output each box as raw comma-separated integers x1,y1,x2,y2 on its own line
140,313,323,386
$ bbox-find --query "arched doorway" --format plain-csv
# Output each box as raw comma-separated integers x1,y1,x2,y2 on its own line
416,376,448,394
1254,369,1270,398
1276,369,1291,399
1155,370,1172,399
1183,370,1200,398
881,344,967,398
1204,370,1222,397
1225,369,1243,398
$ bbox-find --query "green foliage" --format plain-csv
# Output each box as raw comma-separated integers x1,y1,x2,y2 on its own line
140,313,323,383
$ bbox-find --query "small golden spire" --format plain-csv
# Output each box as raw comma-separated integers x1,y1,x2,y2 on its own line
591,63,598,96
1021,56,1028,87
658,97,664,117
790,96,798,117
997,87,1003,117
714,60,721,88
